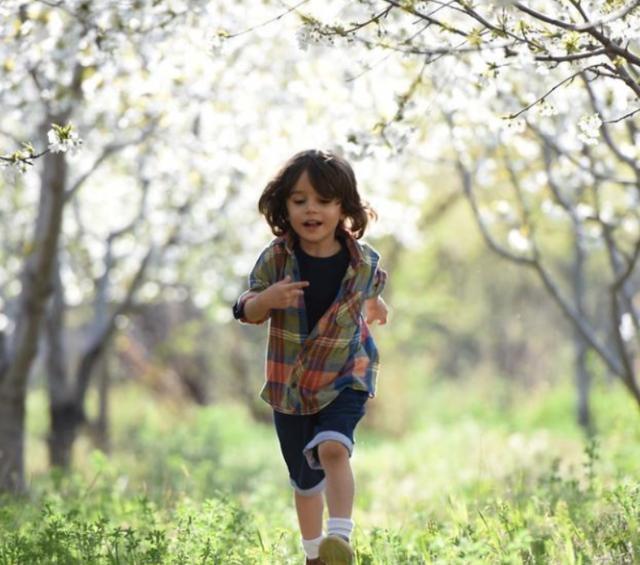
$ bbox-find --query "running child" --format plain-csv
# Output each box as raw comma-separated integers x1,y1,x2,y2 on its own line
232,149,389,565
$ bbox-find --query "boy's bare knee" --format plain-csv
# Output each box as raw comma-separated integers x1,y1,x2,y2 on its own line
318,440,348,464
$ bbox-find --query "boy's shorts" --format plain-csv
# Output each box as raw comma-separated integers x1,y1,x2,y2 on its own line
272,387,369,496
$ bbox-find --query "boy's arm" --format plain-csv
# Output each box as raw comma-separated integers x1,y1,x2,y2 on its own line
362,245,389,325
233,246,277,325
242,291,271,323
234,276,309,325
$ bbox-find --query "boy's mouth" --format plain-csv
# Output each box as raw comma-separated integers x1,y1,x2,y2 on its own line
302,221,322,227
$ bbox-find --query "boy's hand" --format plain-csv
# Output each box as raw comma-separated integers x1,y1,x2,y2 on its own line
364,296,389,325
261,275,309,309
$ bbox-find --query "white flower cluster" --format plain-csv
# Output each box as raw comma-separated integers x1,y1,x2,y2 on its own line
296,22,340,51
340,130,377,161
0,141,35,175
47,125,83,154
502,117,526,137
0,156,28,174
577,113,602,146
605,14,640,42
536,100,558,117
512,43,535,71
210,32,227,56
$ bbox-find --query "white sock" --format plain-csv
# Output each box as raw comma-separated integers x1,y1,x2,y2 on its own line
327,517,354,541
301,534,324,559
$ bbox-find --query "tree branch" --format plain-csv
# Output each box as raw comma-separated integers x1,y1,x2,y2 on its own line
506,63,606,120
64,120,159,202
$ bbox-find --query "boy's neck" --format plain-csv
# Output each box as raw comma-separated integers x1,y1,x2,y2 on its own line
298,237,342,258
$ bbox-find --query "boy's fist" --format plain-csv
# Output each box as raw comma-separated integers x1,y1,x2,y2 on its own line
364,296,388,325
262,275,309,309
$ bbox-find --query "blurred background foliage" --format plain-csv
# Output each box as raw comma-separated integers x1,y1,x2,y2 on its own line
1,0,639,560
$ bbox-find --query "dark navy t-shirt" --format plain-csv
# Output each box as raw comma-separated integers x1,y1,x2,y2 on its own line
294,237,350,335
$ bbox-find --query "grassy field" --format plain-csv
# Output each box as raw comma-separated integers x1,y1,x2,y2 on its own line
0,375,638,564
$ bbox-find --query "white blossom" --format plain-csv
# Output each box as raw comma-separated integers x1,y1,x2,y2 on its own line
575,203,594,220
600,201,615,224
296,22,334,51
47,125,83,154
541,199,566,221
508,229,531,252
619,312,635,342
622,216,639,236
512,43,535,70
537,100,558,117
577,113,602,146
0,158,27,174
507,118,526,133
535,63,550,76
210,32,228,56
494,199,515,220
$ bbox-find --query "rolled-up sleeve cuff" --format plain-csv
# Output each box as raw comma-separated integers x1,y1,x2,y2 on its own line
233,291,270,325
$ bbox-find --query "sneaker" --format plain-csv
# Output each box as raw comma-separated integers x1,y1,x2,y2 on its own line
318,535,354,565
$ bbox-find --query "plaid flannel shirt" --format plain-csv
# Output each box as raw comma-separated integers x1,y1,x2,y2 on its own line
234,229,387,415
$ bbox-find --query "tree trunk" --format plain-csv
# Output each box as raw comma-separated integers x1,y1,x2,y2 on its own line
45,255,79,469
48,401,84,469
0,120,68,493
94,353,111,454
574,330,592,433
571,227,593,433
0,383,27,493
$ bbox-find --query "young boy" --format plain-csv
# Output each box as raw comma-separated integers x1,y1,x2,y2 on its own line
233,149,388,564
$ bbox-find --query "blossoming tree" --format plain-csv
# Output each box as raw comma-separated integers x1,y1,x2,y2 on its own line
0,0,241,492
288,0,640,425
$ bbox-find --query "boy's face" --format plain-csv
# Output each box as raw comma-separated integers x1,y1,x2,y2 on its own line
286,169,344,250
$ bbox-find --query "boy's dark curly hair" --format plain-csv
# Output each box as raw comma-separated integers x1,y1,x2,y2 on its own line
258,149,377,239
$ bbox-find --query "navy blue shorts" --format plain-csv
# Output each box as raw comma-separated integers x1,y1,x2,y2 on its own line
273,387,369,496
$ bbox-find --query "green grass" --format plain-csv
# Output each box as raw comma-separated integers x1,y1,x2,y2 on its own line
0,375,638,563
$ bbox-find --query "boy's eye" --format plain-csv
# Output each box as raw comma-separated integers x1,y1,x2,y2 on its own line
290,198,335,205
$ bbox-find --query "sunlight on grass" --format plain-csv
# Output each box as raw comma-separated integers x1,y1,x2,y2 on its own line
11,375,639,563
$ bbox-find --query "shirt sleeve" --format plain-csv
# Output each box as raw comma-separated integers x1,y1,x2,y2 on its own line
233,245,277,325
363,246,388,300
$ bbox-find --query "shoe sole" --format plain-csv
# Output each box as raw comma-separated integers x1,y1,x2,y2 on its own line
318,536,353,565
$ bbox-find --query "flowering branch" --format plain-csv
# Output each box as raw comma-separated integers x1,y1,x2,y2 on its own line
0,124,82,174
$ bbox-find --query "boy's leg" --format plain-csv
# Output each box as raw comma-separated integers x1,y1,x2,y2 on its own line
272,409,327,560
295,489,324,539
317,441,357,564
303,387,368,563
303,387,368,523
317,440,354,519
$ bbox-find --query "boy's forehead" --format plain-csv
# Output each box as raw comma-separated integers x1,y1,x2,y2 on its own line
291,170,320,195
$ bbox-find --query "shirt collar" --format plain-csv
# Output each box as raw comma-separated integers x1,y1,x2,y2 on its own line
278,228,364,269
